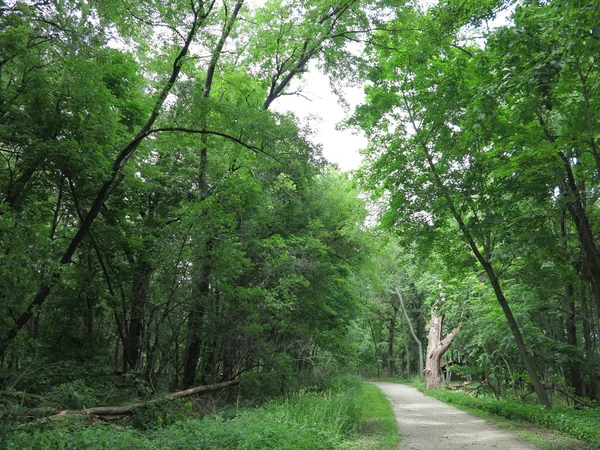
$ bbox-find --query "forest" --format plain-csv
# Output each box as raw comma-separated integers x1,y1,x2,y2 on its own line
1,0,599,448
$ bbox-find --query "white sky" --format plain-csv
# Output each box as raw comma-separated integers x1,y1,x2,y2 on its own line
271,63,367,172
246,0,366,173
266,4,513,174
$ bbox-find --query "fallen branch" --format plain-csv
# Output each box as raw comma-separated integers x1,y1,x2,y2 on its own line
520,386,596,409
167,380,239,400
12,379,240,423
66,379,240,417
553,386,597,409
444,381,484,394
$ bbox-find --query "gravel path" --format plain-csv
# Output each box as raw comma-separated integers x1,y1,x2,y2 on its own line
372,382,538,450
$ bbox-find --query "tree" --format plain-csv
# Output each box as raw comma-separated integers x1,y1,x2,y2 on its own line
0,0,224,357
395,287,423,379
423,299,462,390
482,1,600,399
0,0,375,399
351,2,553,407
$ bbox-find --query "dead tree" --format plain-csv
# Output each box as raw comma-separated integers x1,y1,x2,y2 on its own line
424,312,461,390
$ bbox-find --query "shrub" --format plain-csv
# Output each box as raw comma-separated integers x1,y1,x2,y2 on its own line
45,380,100,410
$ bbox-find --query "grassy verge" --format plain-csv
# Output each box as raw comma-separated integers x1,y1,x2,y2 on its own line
342,383,401,450
2,376,400,450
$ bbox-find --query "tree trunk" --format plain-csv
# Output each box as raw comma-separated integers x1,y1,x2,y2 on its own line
20,380,240,420
85,242,95,338
183,257,210,388
424,313,461,390
182,1,243,389
542,118,600,331
561,212,584,397
581,295,599,400
387,305,398,377
366,318,380,378
400,313,411,377
125,260,153,372
559,153,600,328
404,333,411,378
565,285,584,397
395,287,423,379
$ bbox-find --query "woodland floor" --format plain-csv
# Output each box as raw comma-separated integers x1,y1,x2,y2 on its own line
372,382,538,450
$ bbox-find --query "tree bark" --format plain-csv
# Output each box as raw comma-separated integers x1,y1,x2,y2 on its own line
395,287,423,379
424,313,461,390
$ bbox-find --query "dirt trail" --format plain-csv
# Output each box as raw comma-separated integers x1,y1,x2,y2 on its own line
373,382,538,450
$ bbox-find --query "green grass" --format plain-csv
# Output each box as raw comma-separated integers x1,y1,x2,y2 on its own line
2,376,401,450
342,383,401,450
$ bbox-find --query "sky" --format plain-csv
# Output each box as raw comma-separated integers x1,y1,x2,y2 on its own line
247,0,367,173
267,5,514,174
270,63,367,172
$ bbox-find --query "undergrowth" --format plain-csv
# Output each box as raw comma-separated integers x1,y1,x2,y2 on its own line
3,375,399,450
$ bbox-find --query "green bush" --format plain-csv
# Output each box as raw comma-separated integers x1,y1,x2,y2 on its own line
239,353,301,400
131,399,194,430
4,424,144,450
45,380,100,410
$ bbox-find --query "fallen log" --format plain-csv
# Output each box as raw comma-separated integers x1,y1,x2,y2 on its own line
66,379,240,416
445,381,470,391
168,380,239,400
444,381,484,394
12,379,240,423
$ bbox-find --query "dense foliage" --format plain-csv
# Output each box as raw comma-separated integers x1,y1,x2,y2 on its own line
1,0,600,445
351,0,600,409
0,0,371,397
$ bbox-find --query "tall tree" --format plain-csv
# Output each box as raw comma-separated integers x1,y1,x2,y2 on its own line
351,3,553,407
